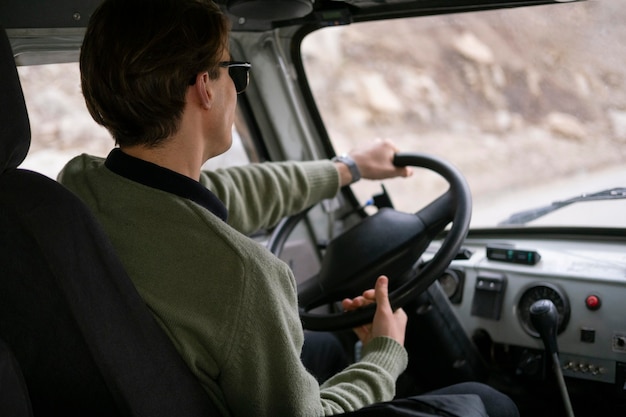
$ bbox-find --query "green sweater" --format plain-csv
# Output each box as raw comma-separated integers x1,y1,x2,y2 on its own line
59,152,408,417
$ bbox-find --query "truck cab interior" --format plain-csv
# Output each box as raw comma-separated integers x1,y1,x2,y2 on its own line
1,0,625,416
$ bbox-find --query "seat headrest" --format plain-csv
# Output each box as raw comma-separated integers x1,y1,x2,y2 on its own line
0,28,31,174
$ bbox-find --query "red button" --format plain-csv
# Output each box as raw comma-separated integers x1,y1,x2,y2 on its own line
585,295,601,310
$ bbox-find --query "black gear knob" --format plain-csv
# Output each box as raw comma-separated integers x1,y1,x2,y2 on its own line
530,299,559,356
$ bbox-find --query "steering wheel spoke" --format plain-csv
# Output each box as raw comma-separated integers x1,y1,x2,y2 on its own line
415,189,455,235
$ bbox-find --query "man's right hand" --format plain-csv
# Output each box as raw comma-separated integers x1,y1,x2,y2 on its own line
341,276,407,347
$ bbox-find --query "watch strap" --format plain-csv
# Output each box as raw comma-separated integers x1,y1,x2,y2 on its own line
332,154,361,184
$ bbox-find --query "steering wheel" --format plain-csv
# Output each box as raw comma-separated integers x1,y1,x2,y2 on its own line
267,153,472,331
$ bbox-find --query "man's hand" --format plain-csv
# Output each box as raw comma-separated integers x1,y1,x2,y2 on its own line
350,138,413,181
334,139,413,187
341,276,407,347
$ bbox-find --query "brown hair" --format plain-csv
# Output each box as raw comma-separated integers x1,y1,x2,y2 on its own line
80,0,230,147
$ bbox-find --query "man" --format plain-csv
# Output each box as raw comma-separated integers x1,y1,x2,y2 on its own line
59,1,518,416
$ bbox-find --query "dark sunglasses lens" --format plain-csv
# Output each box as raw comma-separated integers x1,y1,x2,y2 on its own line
229,66,249,93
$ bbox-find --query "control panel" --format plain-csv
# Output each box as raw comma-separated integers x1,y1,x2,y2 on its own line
444,237,626,388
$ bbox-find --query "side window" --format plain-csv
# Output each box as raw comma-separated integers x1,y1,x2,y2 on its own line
18,63,111,178
17,63,252,179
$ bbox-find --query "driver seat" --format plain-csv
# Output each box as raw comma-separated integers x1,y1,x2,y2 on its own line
0,27,218,416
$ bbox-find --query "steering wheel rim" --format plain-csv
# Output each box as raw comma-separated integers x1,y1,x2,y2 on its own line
268,152,472,331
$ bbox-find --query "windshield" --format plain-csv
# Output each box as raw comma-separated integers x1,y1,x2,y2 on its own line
302,1,626,229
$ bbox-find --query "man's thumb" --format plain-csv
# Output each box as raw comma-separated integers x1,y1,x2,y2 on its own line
375,276,390,309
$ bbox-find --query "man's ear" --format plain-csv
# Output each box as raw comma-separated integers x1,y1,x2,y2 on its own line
192,72,212,110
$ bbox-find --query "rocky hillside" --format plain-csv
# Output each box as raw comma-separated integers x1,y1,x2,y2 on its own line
302,1,626,197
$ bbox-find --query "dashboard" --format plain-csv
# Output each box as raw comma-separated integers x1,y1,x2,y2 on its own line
442,234,626,387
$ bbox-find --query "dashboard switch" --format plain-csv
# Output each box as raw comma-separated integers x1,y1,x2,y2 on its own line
585,294,601,310
614,333,626,353
580,328,596,343
471,272,507,320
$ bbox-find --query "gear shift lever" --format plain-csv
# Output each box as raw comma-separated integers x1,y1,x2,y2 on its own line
530,299,575,417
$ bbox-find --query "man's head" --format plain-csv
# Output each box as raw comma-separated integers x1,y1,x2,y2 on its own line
80,0,230,147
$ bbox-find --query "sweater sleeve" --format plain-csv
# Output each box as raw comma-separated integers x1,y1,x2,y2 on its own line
318,337,408,414
200,160,340,235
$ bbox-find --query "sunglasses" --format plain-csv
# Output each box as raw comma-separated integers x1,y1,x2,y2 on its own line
188,61,251,94
219,61,251,94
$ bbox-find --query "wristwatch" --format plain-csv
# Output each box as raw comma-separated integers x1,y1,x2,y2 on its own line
332,154,361,184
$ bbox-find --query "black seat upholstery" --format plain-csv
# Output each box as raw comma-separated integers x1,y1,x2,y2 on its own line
0,337,33,417
0,28,218,417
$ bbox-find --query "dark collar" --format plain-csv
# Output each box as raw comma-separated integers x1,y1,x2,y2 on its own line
104,148,228,221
